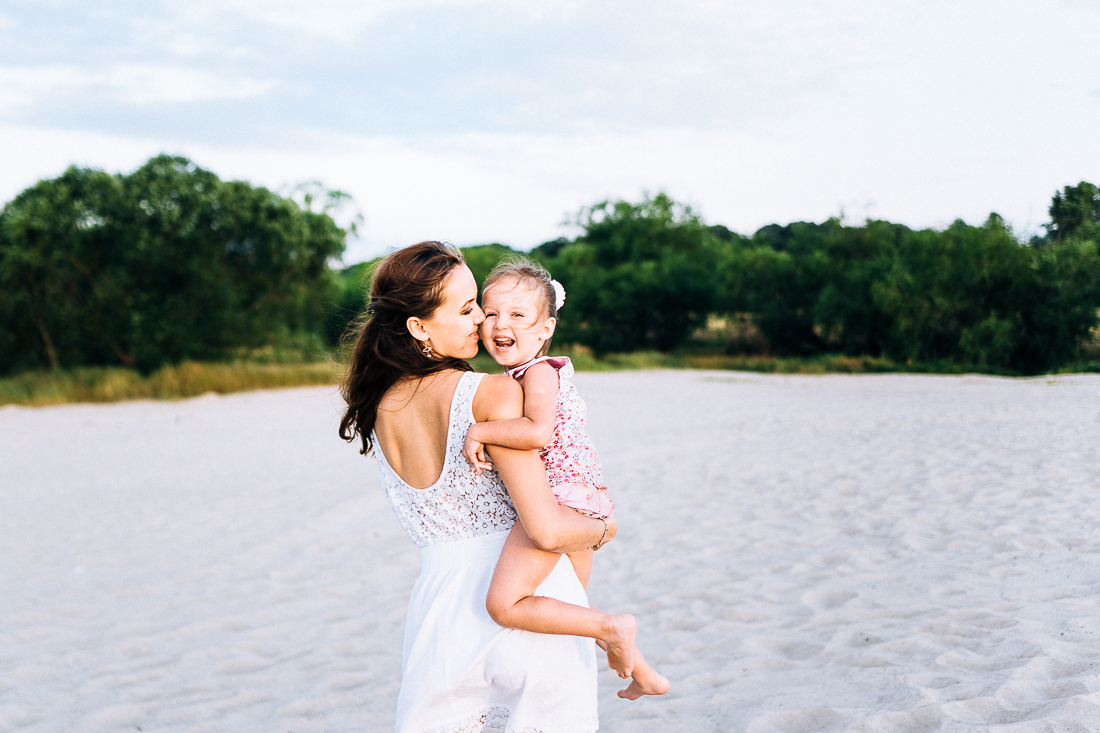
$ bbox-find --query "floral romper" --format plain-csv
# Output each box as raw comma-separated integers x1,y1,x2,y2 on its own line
505,356,615,519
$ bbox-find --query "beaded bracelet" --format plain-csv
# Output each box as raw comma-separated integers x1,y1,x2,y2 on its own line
591,516,609,551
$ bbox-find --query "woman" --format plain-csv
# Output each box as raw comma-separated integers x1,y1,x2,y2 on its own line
340,241,614,733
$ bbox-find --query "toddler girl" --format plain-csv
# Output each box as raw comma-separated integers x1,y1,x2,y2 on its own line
463,259,668,700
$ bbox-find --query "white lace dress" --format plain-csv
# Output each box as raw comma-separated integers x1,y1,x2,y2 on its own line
375,371,599,733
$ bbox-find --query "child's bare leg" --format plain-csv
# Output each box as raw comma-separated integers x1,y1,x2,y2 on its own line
617,647,670,699
486,524,636,677
566,549,593,588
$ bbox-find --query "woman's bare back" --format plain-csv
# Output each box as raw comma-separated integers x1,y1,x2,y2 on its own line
373,370,464,489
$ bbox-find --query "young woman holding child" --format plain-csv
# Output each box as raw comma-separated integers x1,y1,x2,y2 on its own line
340,242,664,733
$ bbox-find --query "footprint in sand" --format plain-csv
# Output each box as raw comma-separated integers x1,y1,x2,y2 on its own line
936,645,1040,673
800,590,857,609
834,655,890,668
1018,655,1094,680
915,622,991,640
994,679,1088,709
747,637,825,660
326,673,372,691
83,703,159,730
0,706,43,729
940,696,1052,726
215,655,274,674
846,631,886,647
1062,615,1100,640
746,708,843,733
946,608,1018,629
848,707,942,733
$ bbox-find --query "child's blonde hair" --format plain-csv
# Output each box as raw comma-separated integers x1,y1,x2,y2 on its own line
482,257,560,356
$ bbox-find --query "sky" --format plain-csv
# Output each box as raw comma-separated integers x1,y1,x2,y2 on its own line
1,0,1099,262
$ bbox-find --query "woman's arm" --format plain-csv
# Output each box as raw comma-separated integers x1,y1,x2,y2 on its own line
474,375,615,554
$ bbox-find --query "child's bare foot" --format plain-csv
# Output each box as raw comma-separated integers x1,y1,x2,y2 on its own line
602,614,637,678
617,660,670,700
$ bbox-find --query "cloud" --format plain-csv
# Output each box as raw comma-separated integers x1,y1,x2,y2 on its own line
0,0,909,141
0,64,275,115
2,0,1100,254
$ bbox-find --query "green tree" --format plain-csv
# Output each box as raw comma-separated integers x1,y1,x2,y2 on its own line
322,259,377,348
545,194,720,354
811,220,905,356
1048,181,1100,242
874,215,1100,372
461,243,521,289
718,212,1100,371
873,216,1016,366
716,222,830,355
0,155,348,374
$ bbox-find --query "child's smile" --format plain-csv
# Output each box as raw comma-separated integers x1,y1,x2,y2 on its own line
480,276,555,369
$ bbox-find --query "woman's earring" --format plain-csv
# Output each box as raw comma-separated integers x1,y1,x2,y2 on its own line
422,344,433,356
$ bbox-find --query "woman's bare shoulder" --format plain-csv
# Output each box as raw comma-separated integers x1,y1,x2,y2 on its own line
472,373,523,422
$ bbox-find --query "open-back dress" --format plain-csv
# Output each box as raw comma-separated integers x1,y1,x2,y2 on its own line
375,371,599,733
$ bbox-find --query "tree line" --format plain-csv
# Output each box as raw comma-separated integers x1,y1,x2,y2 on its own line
2,155,1098,376
0,156,348,374
523,188,1100,374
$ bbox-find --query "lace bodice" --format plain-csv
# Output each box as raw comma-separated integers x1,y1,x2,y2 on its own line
374,371,518,548
506,357,606,491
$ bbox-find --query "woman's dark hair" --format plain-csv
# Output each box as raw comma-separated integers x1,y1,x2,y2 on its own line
339,241,471,455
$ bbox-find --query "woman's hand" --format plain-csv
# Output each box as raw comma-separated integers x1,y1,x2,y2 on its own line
462,427,493,476
474,375,608,553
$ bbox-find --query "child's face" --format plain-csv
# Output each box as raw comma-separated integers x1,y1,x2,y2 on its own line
480,277,556,369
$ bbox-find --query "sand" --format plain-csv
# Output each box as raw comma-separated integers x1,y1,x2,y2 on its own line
1,371,1099,732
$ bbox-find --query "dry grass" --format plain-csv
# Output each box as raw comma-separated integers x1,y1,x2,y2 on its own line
7,350,890,409
6,345,1095,408
473,345,902,375
591,351,902,374
0,361,342,407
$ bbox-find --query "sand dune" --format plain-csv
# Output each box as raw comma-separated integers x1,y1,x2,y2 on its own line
2,371,1099,732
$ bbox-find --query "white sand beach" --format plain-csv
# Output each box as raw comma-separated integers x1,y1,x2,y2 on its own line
2,371,1099,732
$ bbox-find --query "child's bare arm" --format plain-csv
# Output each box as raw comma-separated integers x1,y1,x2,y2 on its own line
463,362,559,471
478,362,559,448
